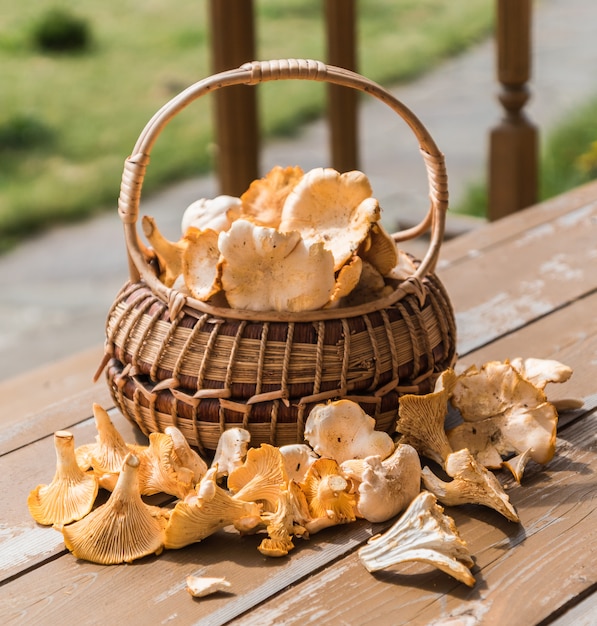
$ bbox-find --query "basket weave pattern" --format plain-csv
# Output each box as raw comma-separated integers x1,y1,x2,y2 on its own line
100,59,457,454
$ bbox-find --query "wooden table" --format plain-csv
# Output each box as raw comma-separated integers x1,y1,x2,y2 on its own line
2,181,597,625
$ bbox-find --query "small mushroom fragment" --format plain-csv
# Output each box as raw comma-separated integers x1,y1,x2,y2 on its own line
422,449,519,523
280,168,380,271
325,255,363,307
502,449,532,484
142,215,187,287
358,491,475,587
448,361,559,468
300,458,356,530
182,227,222,301
279,443,318,483
304,399,394,464
227,444,288,512
181,195,242,235
396,369,457,467
240,165,304,228
211,427,251,479
186,575,232,598
218,219,336,312
28,431,99,526
340,443,422,523
165,467,261,549
60,453,166,565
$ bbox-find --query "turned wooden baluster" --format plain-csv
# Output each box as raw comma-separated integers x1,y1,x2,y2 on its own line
489,0,538,220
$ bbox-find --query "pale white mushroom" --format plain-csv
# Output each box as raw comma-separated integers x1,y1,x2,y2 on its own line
60,453,167,565
358,491,475,587
395,369,457,467
502,448,532,484
218,219,336,312
181,195,242,235
165,467,262,550
182,227,222,301
304,399,394,464
28,430,98,526
279,443,318,483
422,448,519,523
280,167,381,271
240,165,304,228
186,575,232,598
448,362,558,468
211,427,251,479
340,443,422,523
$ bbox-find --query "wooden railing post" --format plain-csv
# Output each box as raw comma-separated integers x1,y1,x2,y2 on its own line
325,0,359,172
488,0,538,220
209,0,259,196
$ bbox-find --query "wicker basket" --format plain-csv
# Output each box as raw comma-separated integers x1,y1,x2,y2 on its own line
99,59,457,455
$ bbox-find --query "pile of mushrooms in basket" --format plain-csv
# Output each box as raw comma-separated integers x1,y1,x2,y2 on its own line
28,165,580,597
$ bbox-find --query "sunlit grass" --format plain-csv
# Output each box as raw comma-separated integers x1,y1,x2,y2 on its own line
0,0,494,249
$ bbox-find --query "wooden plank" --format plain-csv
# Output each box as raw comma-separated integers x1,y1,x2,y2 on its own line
440,180,597,265
549,592,597,626
225,412,597,625
438,195,597,355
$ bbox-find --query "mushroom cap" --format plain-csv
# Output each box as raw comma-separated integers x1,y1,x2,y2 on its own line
60,453,166,564
28,430,99,526
509,357,573,390
240,165,304,228
181,195,242,235
304,399,395,464
345,443,422,523
359,222,398,276
280,168,380,271
279,444,318,483
218,219,336,312
211,427,251,479
186,575,232,598
358,491,475,587
182,227,222,301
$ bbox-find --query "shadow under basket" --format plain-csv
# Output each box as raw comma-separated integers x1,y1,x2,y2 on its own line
99,59,458,455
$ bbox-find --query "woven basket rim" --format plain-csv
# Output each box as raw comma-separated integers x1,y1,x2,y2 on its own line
117,58,449,322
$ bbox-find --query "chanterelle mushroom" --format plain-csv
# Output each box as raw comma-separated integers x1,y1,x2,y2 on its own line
142,215,186,287
60,453,167,565
304,399,394,464
422,448,519,523
165,467,261,550
211,427,251,479
279,443,318,483
28,430,98,526
358,491,475,587
340,443,422,523
182,227,222,301
218,219,336,312
448,361,559,468
280,167,380,271
240,165,304,229
300,458,356,530
395,369,457,467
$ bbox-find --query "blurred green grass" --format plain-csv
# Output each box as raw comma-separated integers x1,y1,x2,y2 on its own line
0,0,494,250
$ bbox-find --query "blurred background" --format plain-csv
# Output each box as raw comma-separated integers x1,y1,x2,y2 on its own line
1,0,596,381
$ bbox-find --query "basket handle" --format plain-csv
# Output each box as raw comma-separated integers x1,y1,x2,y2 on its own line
118,59,448,320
